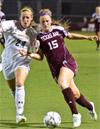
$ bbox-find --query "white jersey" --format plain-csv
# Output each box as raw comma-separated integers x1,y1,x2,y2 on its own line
1,20,37,80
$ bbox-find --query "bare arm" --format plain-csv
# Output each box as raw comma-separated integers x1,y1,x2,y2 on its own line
19,48,44,61
28,49,44,61
67,32,98,40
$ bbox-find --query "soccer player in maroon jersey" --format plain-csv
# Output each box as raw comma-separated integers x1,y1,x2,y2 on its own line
90,6,100,50
20,9,97,128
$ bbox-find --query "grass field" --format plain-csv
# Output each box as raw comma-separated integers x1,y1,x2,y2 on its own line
0,33,100,129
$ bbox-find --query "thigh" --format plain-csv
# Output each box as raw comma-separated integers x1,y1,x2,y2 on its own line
58,66,74,90
2,63,15,80
15,66,29,86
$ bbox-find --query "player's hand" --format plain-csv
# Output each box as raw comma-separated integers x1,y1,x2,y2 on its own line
19,48,28,56
88,36,98,41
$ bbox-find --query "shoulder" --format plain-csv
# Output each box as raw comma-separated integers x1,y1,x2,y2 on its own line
1,20,16,32
52,25,65,31
52,25,68,34
52,25,69,37
92,12,96,17
1,20,15,27
0,11,5,17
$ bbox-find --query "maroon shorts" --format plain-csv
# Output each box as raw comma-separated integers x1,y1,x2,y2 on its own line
48,57,78,82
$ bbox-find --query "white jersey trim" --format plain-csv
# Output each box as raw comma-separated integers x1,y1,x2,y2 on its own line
39,25,68,37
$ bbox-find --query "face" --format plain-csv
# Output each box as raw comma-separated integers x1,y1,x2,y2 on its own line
40,15,52,32
96,7,100,14
20,11,33,28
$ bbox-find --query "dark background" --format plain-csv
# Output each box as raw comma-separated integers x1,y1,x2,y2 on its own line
2,0,100,30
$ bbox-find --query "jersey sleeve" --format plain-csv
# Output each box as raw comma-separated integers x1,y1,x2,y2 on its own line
53,25,68,38
62,27,69,37
1,20,15,32
26,27,37,43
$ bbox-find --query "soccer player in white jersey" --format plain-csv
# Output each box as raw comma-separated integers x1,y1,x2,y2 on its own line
0,0,6,71
0,6,38,124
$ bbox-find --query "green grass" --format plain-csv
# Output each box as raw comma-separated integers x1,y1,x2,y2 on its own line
0,36,100,129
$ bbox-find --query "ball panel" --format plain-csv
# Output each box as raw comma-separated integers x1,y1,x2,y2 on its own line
43,111,61,128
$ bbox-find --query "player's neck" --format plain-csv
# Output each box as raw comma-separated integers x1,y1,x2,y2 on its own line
42,26,52,33
16,21,27,31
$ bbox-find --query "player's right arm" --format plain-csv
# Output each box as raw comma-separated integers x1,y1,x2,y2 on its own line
0,20,16,47
19,45,44,61
28,48,44,60
0,20,15,32
0,20,15,40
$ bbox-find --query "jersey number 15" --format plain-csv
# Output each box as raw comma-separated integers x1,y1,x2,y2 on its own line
48,40,59,50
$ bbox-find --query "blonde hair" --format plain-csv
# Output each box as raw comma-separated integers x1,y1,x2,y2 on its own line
20,6,34,18
20,6,36,27
39,8,69,30
52,18,70,30
39,8,52,17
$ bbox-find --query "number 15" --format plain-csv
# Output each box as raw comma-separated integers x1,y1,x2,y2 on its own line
48,40,59,50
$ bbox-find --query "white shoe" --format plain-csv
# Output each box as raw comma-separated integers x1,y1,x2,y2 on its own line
0,63,2,72
16,115,27,124
73,113,81,128
89,102,97,120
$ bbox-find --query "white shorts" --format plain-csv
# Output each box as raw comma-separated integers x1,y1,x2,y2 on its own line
2,56,30,80
2,63,30,80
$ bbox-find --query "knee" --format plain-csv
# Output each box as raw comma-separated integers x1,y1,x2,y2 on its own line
16,80,24,86
58,79,69,90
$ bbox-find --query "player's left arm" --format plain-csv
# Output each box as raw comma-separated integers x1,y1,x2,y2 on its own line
67,32,98,41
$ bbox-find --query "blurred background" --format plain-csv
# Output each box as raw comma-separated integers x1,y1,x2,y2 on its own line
1,0,100,31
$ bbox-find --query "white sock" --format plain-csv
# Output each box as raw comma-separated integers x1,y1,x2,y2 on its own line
15,86,25,115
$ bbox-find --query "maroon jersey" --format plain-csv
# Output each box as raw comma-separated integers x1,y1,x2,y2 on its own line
37,25,77,81
92,13,100,32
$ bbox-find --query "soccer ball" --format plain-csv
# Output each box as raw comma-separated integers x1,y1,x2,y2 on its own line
43,111,61,129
